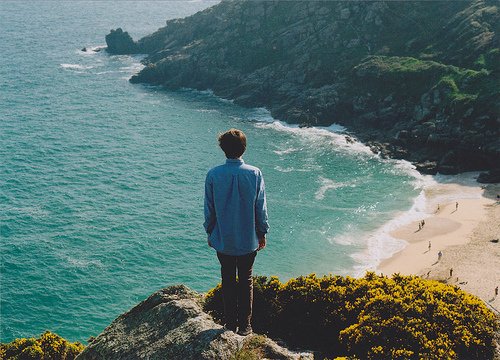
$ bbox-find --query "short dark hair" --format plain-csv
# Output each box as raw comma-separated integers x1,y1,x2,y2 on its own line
218,129,247,158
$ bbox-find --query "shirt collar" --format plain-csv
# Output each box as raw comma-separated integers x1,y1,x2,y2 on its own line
226,158,244,165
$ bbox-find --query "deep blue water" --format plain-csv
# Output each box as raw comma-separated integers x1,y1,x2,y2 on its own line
0,1,421,343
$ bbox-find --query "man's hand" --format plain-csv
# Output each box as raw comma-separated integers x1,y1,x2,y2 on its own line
257,234,266,251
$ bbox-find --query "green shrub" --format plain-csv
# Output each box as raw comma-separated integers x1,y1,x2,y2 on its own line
204,273,498,359
474,48,500,72
0,331,84,360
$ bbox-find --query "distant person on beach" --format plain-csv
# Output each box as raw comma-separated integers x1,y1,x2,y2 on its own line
495,286,498,297
428,241,431,251
455,202,459,210
204,129,269,336
438,251,443,261
449,268,453,277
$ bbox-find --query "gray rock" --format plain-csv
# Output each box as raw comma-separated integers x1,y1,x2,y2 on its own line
438,150,460,174
477,169,500,184
76,285,312,360
105,28,139,54
415,161,438,175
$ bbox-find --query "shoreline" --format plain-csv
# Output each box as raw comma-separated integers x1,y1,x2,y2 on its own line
377,176,499,308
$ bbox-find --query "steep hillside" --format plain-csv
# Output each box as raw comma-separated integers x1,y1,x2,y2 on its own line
106,0,499,177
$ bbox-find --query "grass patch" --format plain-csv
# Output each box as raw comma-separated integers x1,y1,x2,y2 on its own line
230,335,268,360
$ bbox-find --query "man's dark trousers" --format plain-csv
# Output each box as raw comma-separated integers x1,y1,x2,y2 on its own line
216,250,257,330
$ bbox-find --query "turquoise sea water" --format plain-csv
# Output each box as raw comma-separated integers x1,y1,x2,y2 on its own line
1,1,422,343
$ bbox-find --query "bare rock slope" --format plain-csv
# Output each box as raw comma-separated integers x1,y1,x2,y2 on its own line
76,285,312,360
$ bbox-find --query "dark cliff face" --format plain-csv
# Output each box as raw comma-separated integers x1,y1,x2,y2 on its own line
106,0,499,178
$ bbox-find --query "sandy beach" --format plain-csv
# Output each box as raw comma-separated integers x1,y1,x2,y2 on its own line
378,177,500,312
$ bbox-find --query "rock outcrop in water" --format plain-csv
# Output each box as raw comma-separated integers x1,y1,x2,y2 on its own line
105,28,138,55
105,0,499,179
75,285,312,360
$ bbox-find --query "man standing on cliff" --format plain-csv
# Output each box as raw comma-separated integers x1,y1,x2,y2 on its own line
204,129,269,336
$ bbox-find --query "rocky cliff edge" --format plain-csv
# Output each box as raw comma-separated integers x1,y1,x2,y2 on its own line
75,285,312,360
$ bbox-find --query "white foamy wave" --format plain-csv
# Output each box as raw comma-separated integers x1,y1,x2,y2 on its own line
351,234,408,276
348,187,430,275
315,176,354,200
248,113,422,182
66,257,103,268
319,123,347,133
60,63,94,70
119,63,145,73
248,107,275,123
274,166,294,173
383,159,424,186
197,89,214,96
78,45,105,55
329,234,355,246
217,97,234,104
273,147,299,155
274,165,312,173
196,109,220,113
254,120,377,159
254,120,298,131
95,71,119,75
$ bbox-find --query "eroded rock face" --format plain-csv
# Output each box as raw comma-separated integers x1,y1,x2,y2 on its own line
76,285,312,360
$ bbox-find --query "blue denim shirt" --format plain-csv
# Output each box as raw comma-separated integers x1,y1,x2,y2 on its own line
204,158,269,256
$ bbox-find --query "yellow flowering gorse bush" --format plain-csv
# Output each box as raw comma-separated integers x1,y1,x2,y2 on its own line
204,272,498,359
0,331,84,360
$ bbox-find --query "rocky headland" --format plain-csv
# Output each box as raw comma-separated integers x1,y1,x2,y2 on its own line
75,285,312,360
106,0,499,179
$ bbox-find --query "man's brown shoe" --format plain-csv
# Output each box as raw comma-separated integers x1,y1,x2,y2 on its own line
237,325,252,336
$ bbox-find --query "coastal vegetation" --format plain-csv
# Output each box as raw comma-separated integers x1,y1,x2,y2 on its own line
3,275,497,359
204,273,499,359
0,331,84,360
